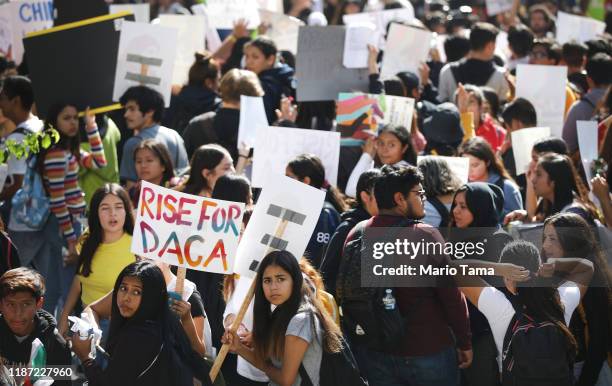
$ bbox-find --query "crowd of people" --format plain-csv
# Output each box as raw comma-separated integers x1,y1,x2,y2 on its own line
0,0,612,385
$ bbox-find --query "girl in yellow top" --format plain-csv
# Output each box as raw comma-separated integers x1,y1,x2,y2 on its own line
59,183,136,336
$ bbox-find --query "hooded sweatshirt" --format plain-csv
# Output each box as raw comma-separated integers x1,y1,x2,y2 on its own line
259,64,295,124
164,85,220,135
0,309,71,386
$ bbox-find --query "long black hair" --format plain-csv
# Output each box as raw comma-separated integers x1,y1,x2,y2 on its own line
377,124,417,166
107,261,212,385
459,136,514,182
181,144,228,196
252,251,342,361
287,154,348,213
37,102,81,177
133,139,175,186
77,183,134,277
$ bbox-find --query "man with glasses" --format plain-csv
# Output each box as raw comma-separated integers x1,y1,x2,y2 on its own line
341,165,472,386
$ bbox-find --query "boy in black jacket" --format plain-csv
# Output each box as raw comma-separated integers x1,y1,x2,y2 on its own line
0,268,71,385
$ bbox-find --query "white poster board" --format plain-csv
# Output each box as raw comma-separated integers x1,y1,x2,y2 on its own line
511,127,551,175
113,21,178,107
158,15,206,86
233,174,325,278
516,65,567,138
381,95,415,129
257,0,283,12
381,23,432,79
418,156,470,184
343,22,378,68
131,181,245,274
343,7,414,47
204,0,260,29
576,120,599,186
0,0,53,65
259,9,304,54
556,11,606,44
252,126,341,188
109,3,150,23
238,96,268,149
486,0,513,16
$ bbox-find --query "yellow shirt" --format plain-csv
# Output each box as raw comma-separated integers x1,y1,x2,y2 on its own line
78,233,136,305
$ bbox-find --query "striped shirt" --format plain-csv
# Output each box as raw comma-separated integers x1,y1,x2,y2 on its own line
43,124,106,241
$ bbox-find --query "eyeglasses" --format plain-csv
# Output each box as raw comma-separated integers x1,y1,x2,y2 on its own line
410,190,427,200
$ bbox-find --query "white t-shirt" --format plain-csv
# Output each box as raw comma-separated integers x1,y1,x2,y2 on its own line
2,116,43,176
477,282,581,370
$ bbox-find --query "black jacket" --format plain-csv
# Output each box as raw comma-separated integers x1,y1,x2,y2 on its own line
0,310,71,386
259,64,295,124
320,207,371,296
305,201,341,270
163,85,220,135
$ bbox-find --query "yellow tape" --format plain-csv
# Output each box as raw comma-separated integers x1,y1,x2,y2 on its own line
25,11,132,39
77,104,123,117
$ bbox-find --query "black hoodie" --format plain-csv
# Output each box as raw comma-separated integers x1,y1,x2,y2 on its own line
0,309,71,386
259,64,295,124
163,85,221,135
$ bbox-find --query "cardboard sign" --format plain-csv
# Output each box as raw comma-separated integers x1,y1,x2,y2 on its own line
23,12,134,119
238,96,268,149
0,0,53,65
233,174,325,278
556,11,606,44
252,126,341,188
113,21,178,107
380,23,432,79
511,127,551,175
158,15,206,86
295,26,369,102
258,9,304,54
343,22,378,68
516,64,567,138
132,181,245,274
576,120,599,186
417,155,470,184
343,7,414,48
336,92,415,139
204,0,260,29
485,0,513,16
109,4,150,23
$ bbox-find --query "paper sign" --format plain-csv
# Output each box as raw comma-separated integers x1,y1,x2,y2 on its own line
418,155,470,184
556,11,606,44
238,96,269,149
257,0,283,12
516,65,567,138
252,126,341,188
576,120,599,185
109,4,150,23
190,4,222,52
233,174,325,278
381,23,432,79
204,0,260,29
296,26,369,102
343,7,414,48
0,0,53,65
486,0,513,16
259,9,304,54
158,15,206,86
131,181,245,273
343,22,378,68
113,21,178,107
336,92,415,139
511,127,551,175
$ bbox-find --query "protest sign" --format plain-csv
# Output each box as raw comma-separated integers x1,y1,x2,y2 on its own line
109,3,149,23
343,22,378,68
158,15,206,86
0,0,53,65
516,64,567,138
381,22,432,79
238,96,268,149
417,156,470,184
252,126,340,188
257,0,283,12
556,11,606,44
336,92,415,139
296,26,369,102
190,4,222,52
204,0,260,29
511,127,551,175
132,181,245,274
343,7,414,48
576,120,599,186
485,0,513,16
258,9,303,54
113,21,178,107
53,0,108,26
23,12,134,118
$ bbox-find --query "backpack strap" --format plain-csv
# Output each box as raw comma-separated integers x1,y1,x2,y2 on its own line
427,197,450,227
299,363,314,386
137,343,164,379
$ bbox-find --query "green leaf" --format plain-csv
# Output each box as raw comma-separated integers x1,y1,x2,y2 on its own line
41,135,51,149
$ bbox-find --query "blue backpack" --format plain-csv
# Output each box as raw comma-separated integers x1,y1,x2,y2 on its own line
11,156,50,230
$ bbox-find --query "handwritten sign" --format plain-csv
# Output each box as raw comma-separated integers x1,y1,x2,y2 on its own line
131,181,245,273
0,0,53,65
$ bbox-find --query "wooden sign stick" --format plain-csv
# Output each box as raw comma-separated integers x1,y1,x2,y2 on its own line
209,218,290,382
175,266,186,298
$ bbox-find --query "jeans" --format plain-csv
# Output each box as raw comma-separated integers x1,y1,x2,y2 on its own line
359,346,459,386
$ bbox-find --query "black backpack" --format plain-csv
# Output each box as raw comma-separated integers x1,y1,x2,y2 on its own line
336,218,416,352
501,300,575,386
298,310,368,386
